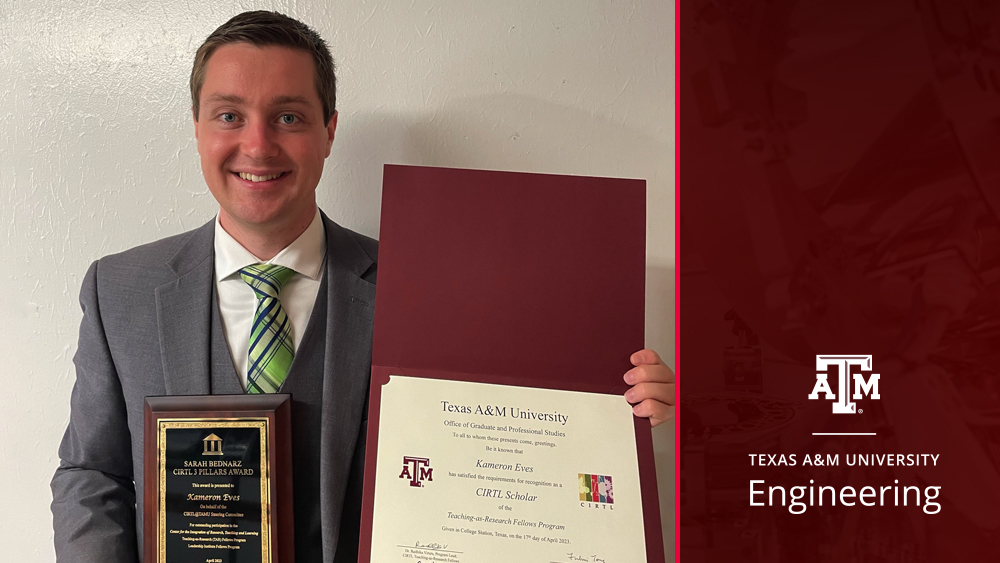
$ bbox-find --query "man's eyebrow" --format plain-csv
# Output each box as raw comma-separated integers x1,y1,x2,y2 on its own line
201,93,314,107
270,95,313,106
203,93,246,104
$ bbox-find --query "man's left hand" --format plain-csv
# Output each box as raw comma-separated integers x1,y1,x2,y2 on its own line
624,349,674,427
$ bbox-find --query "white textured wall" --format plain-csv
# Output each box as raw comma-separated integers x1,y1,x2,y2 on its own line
0,1,674,560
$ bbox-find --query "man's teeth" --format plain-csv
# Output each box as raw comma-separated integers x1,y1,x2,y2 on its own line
238,172,283,182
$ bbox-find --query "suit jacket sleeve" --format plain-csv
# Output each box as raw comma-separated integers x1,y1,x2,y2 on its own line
51,259,139,562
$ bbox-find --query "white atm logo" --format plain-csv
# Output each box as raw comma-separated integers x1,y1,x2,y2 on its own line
808,355,880,414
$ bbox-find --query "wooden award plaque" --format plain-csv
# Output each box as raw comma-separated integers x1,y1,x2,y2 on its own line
143,395,294,563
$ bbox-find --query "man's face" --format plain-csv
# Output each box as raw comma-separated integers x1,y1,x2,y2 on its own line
194,43,336,237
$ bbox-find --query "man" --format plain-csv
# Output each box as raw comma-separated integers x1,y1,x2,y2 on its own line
50,11,674,562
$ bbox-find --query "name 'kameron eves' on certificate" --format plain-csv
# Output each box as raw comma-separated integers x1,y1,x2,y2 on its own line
369,375,648,562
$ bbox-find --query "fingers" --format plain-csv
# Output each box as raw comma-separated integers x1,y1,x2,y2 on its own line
624,362,674,385
625,348,675,427
625,381,674,406
632,399,674,427
630,348,663,366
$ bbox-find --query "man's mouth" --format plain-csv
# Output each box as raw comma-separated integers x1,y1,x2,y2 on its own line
234,171,289,182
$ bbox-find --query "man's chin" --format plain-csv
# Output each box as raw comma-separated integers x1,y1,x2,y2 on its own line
220,203,315,234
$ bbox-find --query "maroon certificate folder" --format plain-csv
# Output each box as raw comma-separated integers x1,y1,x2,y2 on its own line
359,164,663,562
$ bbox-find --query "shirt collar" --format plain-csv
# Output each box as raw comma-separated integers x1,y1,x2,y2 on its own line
214,209,326,281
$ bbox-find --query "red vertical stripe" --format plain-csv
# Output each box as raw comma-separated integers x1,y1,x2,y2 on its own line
674,0,681,559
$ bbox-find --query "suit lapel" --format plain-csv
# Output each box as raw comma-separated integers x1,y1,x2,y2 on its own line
317,212,376,556
155,220,215,395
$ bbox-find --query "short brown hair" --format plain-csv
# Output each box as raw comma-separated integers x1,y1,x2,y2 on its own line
190,11,337,124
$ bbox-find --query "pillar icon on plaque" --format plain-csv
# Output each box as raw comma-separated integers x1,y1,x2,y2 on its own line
202,433,224,455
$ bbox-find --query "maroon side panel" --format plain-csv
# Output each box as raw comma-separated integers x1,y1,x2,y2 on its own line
680,0,1000,560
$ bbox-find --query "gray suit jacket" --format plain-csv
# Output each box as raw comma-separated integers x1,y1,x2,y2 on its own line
51,212,378,562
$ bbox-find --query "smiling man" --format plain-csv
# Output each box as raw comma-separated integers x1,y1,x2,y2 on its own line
50,11,674,562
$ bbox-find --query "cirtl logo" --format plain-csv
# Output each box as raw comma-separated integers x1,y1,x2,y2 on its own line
578,473,614,510
808,355,880,414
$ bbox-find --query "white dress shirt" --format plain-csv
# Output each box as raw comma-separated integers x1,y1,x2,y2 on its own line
214,209,326,390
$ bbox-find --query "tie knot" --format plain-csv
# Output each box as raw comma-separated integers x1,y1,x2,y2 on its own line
239,264,295,299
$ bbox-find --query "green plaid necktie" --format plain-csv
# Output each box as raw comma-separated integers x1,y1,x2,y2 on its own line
239,264,296,394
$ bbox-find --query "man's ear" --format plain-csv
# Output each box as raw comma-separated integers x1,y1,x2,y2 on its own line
192,106,200,141
325,111,338,157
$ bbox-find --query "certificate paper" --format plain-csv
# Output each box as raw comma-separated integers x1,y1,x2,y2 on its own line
369,375,647,563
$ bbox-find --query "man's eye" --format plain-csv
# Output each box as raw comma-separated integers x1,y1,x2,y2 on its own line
220,113,236,123
280,114,297,124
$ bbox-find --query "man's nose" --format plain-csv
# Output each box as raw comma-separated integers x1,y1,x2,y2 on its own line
241,120,279,159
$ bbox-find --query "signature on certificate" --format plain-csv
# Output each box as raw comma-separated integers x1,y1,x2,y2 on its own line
414,541,449,550
565,553,607,563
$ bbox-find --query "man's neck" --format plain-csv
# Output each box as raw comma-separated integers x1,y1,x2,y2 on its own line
218,208,317,260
